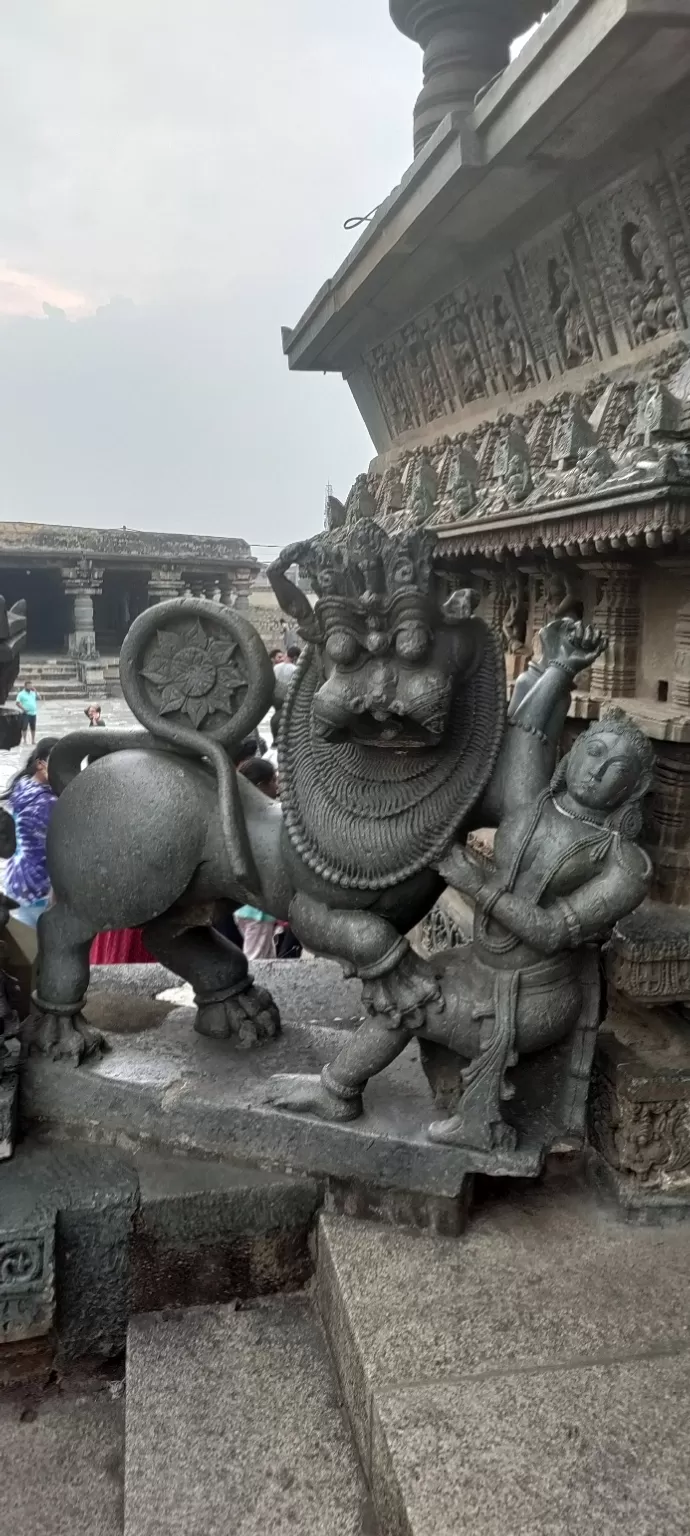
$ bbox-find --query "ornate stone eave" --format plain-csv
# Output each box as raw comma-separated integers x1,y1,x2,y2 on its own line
434,484,690,562
0,521,258,572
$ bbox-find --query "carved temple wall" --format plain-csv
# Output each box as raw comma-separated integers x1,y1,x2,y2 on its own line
362,131,690,453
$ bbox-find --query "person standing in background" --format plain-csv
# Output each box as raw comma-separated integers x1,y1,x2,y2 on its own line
3,737,59,927
15,679,39,745
234,757,280,958
85,704,106,727
271,645,301,744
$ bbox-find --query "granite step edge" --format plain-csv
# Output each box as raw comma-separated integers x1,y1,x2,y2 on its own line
1,1138,322,1369
123,1296,378,1536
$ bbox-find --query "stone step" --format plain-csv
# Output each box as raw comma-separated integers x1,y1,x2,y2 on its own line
316,1184,690,1535
124,1297,374,1536
0,1379,124,1536
1,1138,320,1370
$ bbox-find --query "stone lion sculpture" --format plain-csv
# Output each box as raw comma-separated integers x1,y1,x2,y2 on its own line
29,508,649,1173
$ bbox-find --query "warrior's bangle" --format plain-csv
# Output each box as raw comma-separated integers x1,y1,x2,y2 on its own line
477,884,505,916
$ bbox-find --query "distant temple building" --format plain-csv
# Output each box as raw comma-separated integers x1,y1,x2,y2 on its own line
0,520,260,693
283,1,690,1206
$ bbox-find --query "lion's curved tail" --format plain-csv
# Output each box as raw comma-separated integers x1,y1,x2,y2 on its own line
48,730,150,796
119,598,274,893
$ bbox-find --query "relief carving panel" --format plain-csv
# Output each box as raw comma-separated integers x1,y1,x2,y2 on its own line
367,138,690,436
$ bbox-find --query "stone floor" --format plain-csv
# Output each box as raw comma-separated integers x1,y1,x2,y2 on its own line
0,697,138,795
2,1173,690,1535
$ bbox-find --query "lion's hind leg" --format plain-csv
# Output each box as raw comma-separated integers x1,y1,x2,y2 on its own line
143,916,280,1048
29,902,105,1064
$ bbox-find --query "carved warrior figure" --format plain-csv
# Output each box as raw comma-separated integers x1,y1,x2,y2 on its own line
268,624,653,1155
29,516,506,1063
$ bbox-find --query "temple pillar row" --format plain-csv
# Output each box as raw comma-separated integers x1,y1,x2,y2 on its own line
145,569,253,609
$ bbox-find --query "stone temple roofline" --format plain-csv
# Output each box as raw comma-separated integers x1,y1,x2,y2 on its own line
0,521,257,568
282,0,690,375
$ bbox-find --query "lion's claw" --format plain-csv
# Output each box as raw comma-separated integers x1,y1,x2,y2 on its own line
195,984,280,1047
27,1010,109,1065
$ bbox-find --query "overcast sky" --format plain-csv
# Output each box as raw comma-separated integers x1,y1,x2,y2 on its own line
0,3,536,551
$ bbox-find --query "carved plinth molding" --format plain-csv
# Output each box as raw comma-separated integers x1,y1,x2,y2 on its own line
0,1223,56,1343
589,1012,690,1200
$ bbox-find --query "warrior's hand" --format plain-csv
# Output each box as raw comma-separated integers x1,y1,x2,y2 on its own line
435,844,483,899
539,618,608,677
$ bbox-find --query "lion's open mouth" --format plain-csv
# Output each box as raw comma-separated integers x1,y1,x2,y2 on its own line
317,710,443,750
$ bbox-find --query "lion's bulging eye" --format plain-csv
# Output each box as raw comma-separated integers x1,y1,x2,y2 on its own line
395,624,430,663
326,630,359,665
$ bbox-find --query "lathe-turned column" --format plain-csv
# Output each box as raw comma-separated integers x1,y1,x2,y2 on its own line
590,565,642,701
147,567,184,607
233,569,253,614
62,561,103,659
390,0,546,156
672,588,690,710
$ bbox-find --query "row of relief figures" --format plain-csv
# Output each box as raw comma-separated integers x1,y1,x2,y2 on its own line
366,141,690,437
336,348,690,535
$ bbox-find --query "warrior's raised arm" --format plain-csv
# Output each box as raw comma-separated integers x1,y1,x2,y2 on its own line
481,618,608,823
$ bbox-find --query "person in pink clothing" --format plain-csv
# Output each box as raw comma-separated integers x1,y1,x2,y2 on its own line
234,758,280,959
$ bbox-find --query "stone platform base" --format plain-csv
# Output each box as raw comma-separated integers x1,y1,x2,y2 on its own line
20,960,582,1231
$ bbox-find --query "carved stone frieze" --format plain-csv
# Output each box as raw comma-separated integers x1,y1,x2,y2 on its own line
366,142,690,437
350,349,690,563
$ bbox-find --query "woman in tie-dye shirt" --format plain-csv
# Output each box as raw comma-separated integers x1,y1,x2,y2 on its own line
3,738,59,927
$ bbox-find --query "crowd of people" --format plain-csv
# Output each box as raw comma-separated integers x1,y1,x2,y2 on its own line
1,643,303,967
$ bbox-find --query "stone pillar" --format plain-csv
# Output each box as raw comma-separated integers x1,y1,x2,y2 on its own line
62,562,103,660
590,565,642,700
644,743,690,907
672,592,690,710
147,567,184,606
218,575,236,607
233,569,253,614
390,0,545,156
